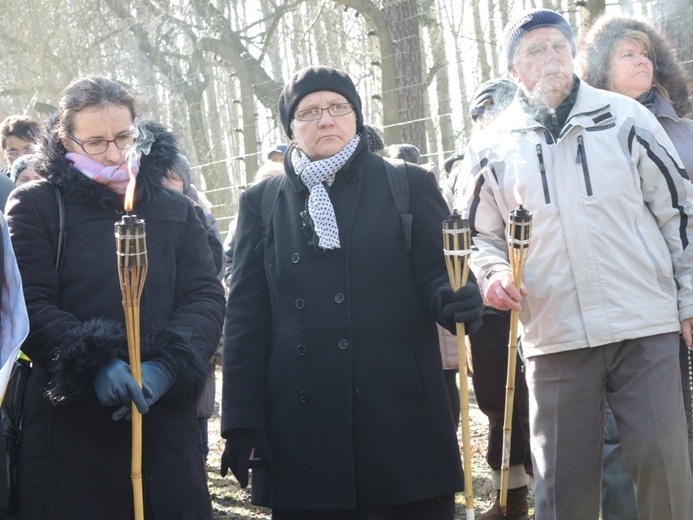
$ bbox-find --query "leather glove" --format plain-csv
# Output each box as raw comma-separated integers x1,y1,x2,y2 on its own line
439,284,483,335
220,429,275,488
93,359,149,415
141,361,175,407
111,361,176,421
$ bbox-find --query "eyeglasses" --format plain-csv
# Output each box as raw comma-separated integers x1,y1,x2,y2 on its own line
294,103,353,122
68,134,135,155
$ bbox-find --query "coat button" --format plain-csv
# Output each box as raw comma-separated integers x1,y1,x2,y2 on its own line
334,293,345,304
295,299,305,310
338,338,349,350
299,391,308,403
353,388,360,398
296,344,306,356
291,253,300,264
346,173,356,183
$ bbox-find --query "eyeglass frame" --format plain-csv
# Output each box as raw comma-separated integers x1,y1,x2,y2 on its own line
68,134,134,155
293,103,354,122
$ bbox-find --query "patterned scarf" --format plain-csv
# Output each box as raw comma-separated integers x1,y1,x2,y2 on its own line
66,151,141,195
292,135,360,250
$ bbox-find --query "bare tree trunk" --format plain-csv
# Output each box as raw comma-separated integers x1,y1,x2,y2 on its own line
382,0,426,153
472,0,491,81
424,16,454,160
335,0,400,146
577,0,606,33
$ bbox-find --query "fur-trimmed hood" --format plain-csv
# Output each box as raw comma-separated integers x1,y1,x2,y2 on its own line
33,118,179,208
577,15,693,118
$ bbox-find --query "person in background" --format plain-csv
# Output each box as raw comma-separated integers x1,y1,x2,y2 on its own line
164,153,224,462
456,9,693,519
221,65,483,520
5,75,225,519
10,154,42,187
382,143,421,164
363,123,385,154
254,144,287,185
439,151,465,209
267,143,288,164
578,14,693,519
0,115,39,210
455,77,531,520
1,115,39,171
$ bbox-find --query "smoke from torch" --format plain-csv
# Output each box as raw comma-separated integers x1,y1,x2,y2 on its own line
123,123,155,212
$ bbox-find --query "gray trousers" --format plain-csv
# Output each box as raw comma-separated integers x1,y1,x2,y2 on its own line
525,333,693,520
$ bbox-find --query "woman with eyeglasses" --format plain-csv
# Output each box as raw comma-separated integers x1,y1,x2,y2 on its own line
220,65,483,520
4,76,225,519
0,115,39,210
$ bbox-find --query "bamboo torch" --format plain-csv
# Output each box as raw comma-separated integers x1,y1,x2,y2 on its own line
443,211,475,520
499,203,532,514
115,167,148,520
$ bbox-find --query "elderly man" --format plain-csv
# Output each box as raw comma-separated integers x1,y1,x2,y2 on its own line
455,9,693,520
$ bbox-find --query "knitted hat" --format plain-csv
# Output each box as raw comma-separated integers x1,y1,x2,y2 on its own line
10,154,33,183
470,78,518,121
363,123,384,153
169,154,192,191
443,152,465,174
278,66,363,139
502,9,576,71
383,144,421,164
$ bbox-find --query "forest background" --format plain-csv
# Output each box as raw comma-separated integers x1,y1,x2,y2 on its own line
2,0,692,236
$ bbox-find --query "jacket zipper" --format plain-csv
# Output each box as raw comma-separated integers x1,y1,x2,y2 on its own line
576,135,593,196
536,144,550,204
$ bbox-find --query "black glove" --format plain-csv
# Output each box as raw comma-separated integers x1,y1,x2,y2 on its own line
93,359,149,415
438,284,483,335
220,429,275,488
111,361,176,421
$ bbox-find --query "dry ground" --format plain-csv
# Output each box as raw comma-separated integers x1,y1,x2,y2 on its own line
205,367,534,519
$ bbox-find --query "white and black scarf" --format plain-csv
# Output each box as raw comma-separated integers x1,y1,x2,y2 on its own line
291,135,361,250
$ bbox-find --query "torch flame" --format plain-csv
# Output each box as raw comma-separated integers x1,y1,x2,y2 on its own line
124,174,136,212
122,123,154,213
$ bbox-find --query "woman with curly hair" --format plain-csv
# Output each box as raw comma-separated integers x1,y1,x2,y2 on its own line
578,15,693,519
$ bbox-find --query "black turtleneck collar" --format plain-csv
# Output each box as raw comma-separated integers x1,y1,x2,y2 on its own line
520,75,581,139
635,89,657,116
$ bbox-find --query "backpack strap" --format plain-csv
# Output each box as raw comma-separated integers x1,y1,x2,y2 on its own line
260,174,285,229
383,158,413,250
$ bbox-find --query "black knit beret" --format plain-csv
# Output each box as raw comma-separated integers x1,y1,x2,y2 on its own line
502,9,575,71
278,66,363,139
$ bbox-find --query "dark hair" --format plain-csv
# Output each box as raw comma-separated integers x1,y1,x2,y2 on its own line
56,76,137,141
578,15,692,117
0,115,39,149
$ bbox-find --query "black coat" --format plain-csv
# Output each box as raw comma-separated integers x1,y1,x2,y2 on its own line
222,138,464,511
5,122,226,519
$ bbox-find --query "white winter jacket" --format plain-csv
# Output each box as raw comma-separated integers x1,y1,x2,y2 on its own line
456,81,693,358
